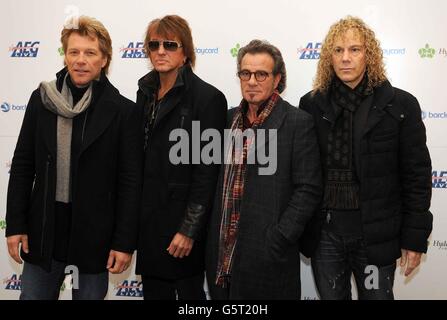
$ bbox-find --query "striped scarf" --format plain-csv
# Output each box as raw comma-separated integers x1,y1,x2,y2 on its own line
215,91,279,287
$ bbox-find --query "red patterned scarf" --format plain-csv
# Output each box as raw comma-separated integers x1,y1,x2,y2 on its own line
215,91,279,287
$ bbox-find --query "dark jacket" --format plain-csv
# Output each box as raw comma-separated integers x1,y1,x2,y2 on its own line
206,98,323,299
298,80,433,266
135,65,227,279
6,68,142,273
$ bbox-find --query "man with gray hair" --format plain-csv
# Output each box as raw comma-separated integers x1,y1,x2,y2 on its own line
205,40,322,299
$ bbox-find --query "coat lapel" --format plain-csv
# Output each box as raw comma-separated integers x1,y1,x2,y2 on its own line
80,84,119,154
153,89,183,127
138,65,191,129
353,94,373,179
315,93,336,125
41,107,57,156
253,98,287,159
361,81,395,138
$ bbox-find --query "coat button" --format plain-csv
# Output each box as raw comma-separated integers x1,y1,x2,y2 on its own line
400,114,405,119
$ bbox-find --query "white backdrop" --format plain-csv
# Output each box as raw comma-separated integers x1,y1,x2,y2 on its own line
1,0,446,300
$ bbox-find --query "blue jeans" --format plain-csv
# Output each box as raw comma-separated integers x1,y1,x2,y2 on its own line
311,228,396,300
20,260,109,300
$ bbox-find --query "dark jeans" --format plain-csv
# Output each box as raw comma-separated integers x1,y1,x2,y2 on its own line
311,227,396,300
142,273,206,300
20,260,108,300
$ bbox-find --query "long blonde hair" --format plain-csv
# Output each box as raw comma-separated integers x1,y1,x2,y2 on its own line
313,16,387,94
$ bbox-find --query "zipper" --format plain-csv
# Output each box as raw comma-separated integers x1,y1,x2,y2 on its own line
81,108,89,143
180,107,189,129
180,115,185,129
40,154,51,256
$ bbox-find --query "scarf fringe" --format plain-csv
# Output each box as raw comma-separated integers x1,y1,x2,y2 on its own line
324,182,359,209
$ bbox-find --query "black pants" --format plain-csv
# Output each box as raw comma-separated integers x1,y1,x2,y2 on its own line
142,273,206,300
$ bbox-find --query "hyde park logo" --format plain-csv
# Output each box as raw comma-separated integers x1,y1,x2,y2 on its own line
230,43,241,58
419,44,436,58
432,240,447,250
419,44,447,58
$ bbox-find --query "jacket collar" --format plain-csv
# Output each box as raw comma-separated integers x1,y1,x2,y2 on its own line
312,78,395,123
248,96,288,156
55,67,108,107
44,67,119,155
137,64,193,128
137,64,193,98
361,80,395,137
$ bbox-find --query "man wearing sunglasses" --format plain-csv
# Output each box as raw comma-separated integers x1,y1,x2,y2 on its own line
135,15,227,300
205,40,322,299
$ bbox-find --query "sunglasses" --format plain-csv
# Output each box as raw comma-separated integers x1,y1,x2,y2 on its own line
147,40,183,52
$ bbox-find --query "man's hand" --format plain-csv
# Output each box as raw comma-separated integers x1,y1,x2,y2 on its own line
167,233,194,258
7,234,29,264
107,250,132,274
400,249,423,277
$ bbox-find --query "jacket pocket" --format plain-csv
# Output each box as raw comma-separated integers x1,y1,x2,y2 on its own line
372,129,398,142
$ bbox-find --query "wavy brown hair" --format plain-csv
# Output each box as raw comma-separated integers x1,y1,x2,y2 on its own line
313,16,387,94
61,16,112,74
144,15,196,68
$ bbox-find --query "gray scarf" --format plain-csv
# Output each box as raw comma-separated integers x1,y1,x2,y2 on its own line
39,74,93,203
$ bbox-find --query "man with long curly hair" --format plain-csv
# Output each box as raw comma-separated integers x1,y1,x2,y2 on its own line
299,16,432,300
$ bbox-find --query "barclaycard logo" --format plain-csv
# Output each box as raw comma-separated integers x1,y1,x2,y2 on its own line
382,48,406,55
9,41,40,58
421,110,447,120
1,102,10,112
195,47,219,55
1,102,27,112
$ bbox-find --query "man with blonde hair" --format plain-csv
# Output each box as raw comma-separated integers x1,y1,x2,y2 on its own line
299,16,432,300
6,16,142,299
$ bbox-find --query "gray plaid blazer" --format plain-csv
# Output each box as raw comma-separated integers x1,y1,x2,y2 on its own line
206,97,323,299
